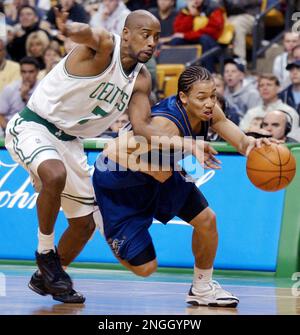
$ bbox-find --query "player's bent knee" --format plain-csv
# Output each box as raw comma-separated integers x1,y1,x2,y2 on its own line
191,208,217,232
38,162,67,192
131,260,157,277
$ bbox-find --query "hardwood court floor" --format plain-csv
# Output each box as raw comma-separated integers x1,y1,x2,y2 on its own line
0,265,299,315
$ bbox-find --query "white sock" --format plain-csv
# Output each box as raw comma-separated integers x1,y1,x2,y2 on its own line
192,266,213,292
37,229,55,254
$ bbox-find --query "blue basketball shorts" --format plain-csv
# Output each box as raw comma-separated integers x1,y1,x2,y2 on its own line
92,154,209,264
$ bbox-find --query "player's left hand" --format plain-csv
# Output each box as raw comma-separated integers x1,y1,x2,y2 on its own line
245,137,283,156
54,7,69,36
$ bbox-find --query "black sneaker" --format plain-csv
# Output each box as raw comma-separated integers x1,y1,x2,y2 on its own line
35,248,73,295
29,271,86,304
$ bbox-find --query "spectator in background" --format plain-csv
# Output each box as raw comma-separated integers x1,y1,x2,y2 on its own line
247,116,264,133
225,0,262,61
261,110,298,143
125,0,157,11
38,46,62,79
0,56,39,132
223,57,261,118
279,60,300,121
90,0,130,35
110,112,130,133
166,0,224,72
47,0,89,29
273,31,300,89
3,0,46,25
240,73,300,140
212,73,240,124
26,30,50,69
291,43,300,61
149,0,177,40
0,38,20,94
7,5,49,62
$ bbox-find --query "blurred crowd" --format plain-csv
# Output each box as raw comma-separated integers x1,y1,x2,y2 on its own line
0,0,299,144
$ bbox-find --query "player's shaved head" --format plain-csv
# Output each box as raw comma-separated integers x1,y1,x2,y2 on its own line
124,10,160,30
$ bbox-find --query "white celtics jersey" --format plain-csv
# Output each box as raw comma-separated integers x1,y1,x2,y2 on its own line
27,34,143,138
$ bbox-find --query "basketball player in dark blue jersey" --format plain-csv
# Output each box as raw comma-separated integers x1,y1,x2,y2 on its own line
93,66,274,307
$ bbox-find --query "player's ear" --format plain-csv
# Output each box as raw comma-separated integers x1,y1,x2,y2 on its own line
122,27,130,42
178,91,187,105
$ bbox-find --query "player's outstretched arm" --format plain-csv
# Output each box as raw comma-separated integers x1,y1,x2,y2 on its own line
54,7,111,51
211,104,276,156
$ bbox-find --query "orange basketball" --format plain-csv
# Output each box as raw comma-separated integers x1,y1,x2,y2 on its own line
246,144,296,192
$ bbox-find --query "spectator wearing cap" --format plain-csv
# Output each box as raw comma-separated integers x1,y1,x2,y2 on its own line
278,60,300,120
261,110,298,143
240,73,300,141
223,57,261,118
273,31,300,90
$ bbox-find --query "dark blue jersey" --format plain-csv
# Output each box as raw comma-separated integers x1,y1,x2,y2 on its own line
151,95,210,139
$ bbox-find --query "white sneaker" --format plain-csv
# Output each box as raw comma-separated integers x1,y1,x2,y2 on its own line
185,280,239,308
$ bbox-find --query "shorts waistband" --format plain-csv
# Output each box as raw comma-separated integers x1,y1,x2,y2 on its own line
19,107,77,141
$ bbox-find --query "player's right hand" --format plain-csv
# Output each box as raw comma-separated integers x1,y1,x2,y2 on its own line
54,7,69,36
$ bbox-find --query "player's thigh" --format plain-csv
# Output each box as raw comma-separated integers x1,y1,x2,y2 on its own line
177,184,214,229
5,115,65,190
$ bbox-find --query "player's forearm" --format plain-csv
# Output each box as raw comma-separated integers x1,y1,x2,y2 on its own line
0,115,7,130
133,122,194,153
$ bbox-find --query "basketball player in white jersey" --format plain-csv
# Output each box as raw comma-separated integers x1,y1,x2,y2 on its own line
4,9,166,303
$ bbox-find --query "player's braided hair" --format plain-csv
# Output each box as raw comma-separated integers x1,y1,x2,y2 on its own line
177,66,212,95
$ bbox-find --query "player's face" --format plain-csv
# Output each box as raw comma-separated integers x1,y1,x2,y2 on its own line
180,80,217,121
261,113,286,140
125,21,161,63
258,78,278,102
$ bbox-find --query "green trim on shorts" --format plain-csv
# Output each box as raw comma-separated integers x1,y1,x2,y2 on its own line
9,116,58,166
61,192,95,201
61,194,95,205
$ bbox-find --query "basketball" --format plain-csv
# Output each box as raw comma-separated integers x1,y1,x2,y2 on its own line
246,144,296,192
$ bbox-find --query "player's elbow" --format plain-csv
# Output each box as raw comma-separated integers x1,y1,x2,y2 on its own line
131,120,151,141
